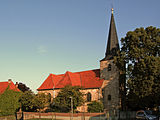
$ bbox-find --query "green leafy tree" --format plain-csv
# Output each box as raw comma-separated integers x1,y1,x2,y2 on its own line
35,93,51,111
51,85,84,113
19,91,51,112
116,26,160,110
0,88,22,116
87,101,103,113
19,91,36,112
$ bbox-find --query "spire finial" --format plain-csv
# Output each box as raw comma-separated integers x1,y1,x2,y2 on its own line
111,8,114,14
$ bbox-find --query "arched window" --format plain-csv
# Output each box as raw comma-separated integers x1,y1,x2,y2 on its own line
87,92,92,102
108,64,111,71
108,94,111,101
48,93,52,102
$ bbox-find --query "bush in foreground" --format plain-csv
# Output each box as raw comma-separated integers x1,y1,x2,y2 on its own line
87,101,103,113
0,88,22,116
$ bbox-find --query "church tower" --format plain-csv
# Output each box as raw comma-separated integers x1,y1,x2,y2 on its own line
100,8,122,116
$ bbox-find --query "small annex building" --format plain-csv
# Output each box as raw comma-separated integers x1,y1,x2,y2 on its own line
37,69,104,112
0,79,20,94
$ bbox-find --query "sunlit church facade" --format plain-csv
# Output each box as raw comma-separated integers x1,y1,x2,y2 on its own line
37,9,125,114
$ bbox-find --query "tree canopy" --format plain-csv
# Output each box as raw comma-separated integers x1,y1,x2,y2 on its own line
19,91,50,112
51,85,84,113
116,26,160,110
17,82,31,92
19,91,36,112
35,93,51,111
0,88,22,116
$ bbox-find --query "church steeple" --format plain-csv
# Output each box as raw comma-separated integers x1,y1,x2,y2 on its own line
102,8,119,61
100,8,126,116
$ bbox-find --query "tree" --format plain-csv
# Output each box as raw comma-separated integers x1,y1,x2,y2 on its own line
17,82,31,92
0,88,22,116
19,91,36,112
116,26,160,110
35,93,51,111
51,85,84,113
87,101,103,113
19,91,51,112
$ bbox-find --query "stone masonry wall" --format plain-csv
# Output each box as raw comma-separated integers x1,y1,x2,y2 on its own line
38,88,102,112
100,60,120,114
38,89,60,98
77,88,101,112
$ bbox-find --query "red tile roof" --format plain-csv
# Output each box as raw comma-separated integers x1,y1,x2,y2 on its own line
0,81,20,94
37,69,104,90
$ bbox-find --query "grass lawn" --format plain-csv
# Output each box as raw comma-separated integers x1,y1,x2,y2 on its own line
0,115,15,119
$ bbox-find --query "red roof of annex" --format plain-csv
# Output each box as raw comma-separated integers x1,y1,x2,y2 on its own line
37,69,104,90
0,80,20,94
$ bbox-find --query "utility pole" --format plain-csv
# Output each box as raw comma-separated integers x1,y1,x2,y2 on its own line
70,97,73,120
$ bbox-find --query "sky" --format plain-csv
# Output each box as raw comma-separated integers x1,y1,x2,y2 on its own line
0,0,160,93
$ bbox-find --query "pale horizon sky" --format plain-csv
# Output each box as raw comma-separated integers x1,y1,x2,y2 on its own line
0,0,159,92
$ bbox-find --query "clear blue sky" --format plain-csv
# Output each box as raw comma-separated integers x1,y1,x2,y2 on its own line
0,0,159,92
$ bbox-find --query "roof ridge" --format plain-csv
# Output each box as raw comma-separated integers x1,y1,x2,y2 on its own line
55,71,72,87
48,69,100,76
50,74,56,88
73,69,100,74
64,71,73,85
66,71,78,86
63,71,71,85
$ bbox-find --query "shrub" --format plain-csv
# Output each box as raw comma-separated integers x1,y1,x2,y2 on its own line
0,88,22,116
87,101,103,113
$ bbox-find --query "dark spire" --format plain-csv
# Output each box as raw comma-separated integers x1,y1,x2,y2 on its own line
101,8,120,61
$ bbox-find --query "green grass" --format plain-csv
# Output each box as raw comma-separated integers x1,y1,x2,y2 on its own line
0,115,15,119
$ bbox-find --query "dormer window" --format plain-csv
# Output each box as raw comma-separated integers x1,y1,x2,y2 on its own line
108,64,111,71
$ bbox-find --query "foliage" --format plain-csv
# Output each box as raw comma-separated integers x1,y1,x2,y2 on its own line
116,26,160,110
35,93,51,111
19,91,36,112
0,88,22,116
19,91,51,112
87,101,103,113
18,82,31,92
51,85,84,113
0,116,16,119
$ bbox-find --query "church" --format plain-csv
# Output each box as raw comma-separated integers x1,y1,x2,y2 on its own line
37,8,125,113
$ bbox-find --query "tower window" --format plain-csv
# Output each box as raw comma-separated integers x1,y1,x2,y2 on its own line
87,92,92,102
108,64,111,71
108,94,111,101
